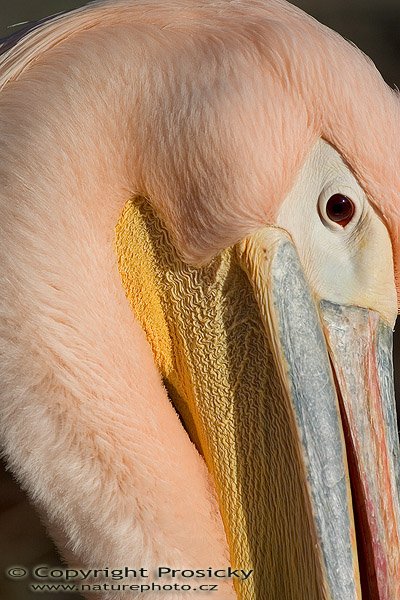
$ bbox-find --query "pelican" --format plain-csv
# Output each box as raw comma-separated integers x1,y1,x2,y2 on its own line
0,1,400,599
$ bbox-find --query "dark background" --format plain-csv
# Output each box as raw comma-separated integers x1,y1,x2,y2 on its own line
0,2,399,598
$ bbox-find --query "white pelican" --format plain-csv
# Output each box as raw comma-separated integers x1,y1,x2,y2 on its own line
0,1,400,599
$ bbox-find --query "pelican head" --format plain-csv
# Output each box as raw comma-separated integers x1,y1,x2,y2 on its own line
0,1,400,600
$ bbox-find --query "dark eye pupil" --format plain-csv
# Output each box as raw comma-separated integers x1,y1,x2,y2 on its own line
326,194,355,226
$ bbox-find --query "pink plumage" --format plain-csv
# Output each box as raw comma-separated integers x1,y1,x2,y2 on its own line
0,2,399,599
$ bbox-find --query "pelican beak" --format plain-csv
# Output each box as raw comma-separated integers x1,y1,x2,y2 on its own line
239,228,400,600
320,301,400,600
116,199,400,600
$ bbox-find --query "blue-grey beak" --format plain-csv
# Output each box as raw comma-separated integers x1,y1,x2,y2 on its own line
238,228,400,600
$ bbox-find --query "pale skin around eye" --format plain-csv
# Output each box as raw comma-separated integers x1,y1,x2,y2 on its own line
276,139,397,327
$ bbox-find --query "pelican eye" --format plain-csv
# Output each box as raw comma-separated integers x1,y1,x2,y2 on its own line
325,194,355,227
